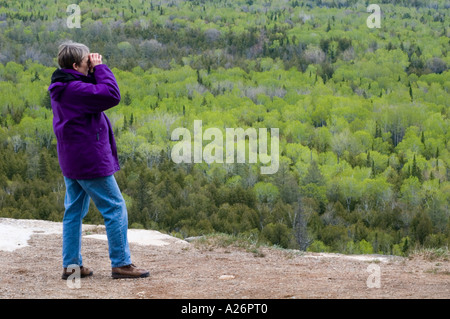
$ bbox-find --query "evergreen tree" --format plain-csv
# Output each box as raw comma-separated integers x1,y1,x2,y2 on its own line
375,121,382,138
326,20,331,32
129,113,134,127
411,211,432,245
409,82,413,101
366,151,371,167
370,160,376,178
124,91,132,106
42,91,52,109
123,115,128,131
38,150,49,180
293,199,312,250
302,160,325,186
402,237,409,255
435,147,439,168
411,154,421,181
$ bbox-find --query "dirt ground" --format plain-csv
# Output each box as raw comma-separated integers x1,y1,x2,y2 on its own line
0,224,448,301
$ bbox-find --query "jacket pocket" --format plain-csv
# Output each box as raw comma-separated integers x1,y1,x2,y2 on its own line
96,127,106,142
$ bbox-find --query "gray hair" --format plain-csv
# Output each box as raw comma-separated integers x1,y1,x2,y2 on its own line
57,40,90,69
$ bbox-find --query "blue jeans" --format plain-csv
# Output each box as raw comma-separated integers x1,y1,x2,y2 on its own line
62,175,132,268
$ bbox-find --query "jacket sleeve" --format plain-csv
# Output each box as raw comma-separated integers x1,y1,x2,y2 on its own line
65,64,121,113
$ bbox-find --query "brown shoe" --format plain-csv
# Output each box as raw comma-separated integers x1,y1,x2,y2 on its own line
111,263,150,279
61,266,93,280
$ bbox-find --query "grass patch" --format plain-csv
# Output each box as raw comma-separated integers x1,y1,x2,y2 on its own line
189,233,268,257
424,268,450,275
410,246,449,261
189,232,306,259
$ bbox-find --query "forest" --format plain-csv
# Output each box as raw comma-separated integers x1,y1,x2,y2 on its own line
0,0,449,256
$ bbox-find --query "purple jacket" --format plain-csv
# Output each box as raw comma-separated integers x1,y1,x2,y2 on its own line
48,64,121,179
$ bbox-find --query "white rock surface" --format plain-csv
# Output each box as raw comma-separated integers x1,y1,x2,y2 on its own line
0,218,188,252
84,228,189,247
0,218,62,252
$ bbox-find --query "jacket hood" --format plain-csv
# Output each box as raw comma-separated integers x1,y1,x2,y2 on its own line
51,68,77,84
48,68,96,101
48,81,68,102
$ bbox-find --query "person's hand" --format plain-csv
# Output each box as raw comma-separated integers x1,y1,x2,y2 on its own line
89,53,102,72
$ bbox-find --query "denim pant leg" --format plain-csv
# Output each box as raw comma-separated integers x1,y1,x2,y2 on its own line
77,175,132,268
62,177,90,268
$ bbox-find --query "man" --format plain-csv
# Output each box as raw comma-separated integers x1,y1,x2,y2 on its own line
48,40,149,279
